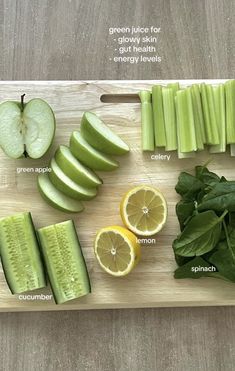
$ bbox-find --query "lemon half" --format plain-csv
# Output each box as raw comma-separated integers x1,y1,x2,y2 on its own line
120,185,167,236
94,226,141,277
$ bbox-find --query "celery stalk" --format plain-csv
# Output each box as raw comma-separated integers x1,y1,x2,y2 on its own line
225,80,235,152
175,89,197,154
152,85,166,147
200,83,220,145
167,82,180,96
230,145,235,156
210,84,226,153
191,84,206,148
162,87,177,151
175,95,195,159
139,90,155,151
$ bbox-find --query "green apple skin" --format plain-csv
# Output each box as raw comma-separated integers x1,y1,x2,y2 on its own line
80,112,129,155
37,174,84,213
49,158,97,201
70,131,119,171
0,98,56,159
55,145,102,188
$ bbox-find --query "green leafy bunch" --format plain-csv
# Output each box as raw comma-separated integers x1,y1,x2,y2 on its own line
173,163,235,282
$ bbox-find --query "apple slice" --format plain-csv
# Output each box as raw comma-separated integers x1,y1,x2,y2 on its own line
70,131,119,171
81,112,129,155
49,158,97,200
55,145,102,188
0,96,55,159
38,174,84,213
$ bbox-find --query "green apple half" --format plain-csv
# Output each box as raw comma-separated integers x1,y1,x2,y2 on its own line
0,96,55,159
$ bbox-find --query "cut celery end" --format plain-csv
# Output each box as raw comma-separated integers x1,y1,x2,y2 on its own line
139,90,155,151
209,84,226,153
175,89,197,153
178,151,196,159
162,87,177,151
225,80,235,144
231,144,235,157
200,83,220,145
152,85,166,147
167,82,180,96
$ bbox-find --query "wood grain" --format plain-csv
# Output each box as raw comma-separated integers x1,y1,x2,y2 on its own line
1,80,235,312
0,1,235,371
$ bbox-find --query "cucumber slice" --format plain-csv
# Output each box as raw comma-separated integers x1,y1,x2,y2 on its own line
0,212,46,294
70,131,119,171
38,174,84,213
37,220,91,304
49,158,97,201
80,112,129,155
55,145,102,188
0,98,55,159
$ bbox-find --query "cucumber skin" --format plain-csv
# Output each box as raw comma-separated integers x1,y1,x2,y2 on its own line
37,220,91,305
81,112,129,156
0,212,46,294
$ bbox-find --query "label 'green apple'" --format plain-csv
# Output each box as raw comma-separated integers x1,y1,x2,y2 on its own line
0,95,56,159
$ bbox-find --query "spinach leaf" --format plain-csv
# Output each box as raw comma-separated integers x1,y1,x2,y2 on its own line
198,182,235,212
174,253,193,267
195,166,220,187
173,210,226,257
220,176,227,183
229,212,235,229
176,200,195,231
174,256,214,279
209,240,235,283
175,172,204,200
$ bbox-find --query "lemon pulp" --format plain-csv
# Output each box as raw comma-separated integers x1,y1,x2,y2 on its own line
120,186,167,236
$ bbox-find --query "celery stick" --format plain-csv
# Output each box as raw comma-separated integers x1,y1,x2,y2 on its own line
191,84,206,147
175,95,195,159
225,80,235,148
152,85,166,147
210,84,226,153
139,90,155,151
175,89,197,153
167,82,180,96
200,83,220,145
162,87,177,151
230,144,235,156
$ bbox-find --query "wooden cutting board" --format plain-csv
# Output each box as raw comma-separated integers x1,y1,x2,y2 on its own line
0,80,235,312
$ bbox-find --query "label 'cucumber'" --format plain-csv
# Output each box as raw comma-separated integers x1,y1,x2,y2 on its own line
0,212,46,294
37,220,91,304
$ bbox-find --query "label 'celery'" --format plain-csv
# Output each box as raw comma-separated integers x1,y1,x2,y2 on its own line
139,90,155,151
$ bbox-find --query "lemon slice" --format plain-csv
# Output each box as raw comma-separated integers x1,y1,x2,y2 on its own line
120,185,167,236
94,226,141,277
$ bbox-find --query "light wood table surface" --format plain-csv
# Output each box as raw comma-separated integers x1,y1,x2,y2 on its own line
0,1,235,370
